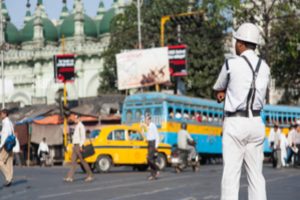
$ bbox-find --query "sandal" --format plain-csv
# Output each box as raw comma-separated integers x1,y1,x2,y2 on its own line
63,177,73,182
84,176,94,182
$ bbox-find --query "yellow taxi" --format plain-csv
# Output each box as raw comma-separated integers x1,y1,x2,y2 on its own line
64,125,171,172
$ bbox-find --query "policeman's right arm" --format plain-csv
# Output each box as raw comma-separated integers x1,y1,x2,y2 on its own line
213,63,228,103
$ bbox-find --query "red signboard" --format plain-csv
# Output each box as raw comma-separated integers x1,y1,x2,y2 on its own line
168,44,187,77
54,54,75,83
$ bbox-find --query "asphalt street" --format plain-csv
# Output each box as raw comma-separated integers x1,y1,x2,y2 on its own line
0,164,299,200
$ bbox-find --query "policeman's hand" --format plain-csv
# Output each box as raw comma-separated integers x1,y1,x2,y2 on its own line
216,91,226,103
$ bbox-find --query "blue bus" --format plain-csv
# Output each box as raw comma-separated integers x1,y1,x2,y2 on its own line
122,92,300,160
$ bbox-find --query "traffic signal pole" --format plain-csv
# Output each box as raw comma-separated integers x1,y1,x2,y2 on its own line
61,35,68,149
63,82,67,148
160,11,203,95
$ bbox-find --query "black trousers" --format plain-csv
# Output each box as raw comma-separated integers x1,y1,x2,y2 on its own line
147,140,159,176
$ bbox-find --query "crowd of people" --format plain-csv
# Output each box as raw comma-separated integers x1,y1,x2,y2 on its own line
268,121,300,169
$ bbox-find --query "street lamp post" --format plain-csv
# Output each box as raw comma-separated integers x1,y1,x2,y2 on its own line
0,2,5,109
136,0,143,49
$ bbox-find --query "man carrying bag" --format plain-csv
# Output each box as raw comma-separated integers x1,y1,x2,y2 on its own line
0,109,15,187
64,114,94,182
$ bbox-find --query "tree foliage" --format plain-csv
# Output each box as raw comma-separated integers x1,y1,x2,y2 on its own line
98,0,230,99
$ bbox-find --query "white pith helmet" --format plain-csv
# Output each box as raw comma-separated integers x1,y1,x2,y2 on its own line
233,23,260,45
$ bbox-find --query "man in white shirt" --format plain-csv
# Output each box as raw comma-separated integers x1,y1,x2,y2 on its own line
143,114,160,180
213,23,269,200
286,124,297,164
64,114,94,182
0,109,14,186
38,137,49,166
269,123,282,168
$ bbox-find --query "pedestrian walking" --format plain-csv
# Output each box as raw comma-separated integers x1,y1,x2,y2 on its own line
0,109,15,187
142,114,160,180
64,114,94,182
268,123,282,168
213,23,270,200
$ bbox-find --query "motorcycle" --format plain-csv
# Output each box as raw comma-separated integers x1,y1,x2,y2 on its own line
171,141,200,173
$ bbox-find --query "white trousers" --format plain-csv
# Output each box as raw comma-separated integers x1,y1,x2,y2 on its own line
221,117,267,200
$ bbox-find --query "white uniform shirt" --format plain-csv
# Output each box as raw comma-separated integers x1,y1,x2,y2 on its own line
177,129,193,150
269,128,282,149
213,50,270,112
72,121,86,146
287,128,296,146
38,141,49,155
0,117,14,149
146,122,160,148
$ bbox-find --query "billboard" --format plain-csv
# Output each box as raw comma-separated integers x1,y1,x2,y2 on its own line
54,54,75,83
116,47,170,90
168,44,187,77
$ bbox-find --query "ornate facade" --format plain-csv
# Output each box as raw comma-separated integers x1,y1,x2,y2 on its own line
0,0,124,106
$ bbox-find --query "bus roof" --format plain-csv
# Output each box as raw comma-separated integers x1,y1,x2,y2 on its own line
264,104,300,113
124,92,223,108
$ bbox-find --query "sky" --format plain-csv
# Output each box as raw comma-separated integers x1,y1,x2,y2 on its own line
5,0,115,29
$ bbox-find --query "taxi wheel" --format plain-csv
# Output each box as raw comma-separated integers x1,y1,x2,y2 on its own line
96,155,112,173
156,153,167,171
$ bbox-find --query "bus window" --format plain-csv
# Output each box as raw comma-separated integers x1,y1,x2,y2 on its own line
214,113,219,122
126,110,132,123
154,107,162,115
208,112,213,122
175,108,182,119
145,108,151,116
135,109,142,122
202,111,207,121
183,110,190,120
190,110,195,121
168,107,174,119
195,111,202,123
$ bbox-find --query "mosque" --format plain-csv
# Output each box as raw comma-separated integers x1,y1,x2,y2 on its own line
0,0,283,107
0,0,125,106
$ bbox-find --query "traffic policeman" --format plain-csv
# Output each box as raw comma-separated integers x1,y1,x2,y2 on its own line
213,23,270,200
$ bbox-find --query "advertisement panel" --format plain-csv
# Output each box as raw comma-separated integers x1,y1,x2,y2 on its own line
168,44,187,77
54,54,75,83
116,47,170,90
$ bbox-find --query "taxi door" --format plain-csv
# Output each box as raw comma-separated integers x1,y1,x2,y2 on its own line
128,130,148,164
106,129,131,164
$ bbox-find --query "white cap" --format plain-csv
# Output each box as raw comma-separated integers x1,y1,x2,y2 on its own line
296,119,300,126
233,23,260,45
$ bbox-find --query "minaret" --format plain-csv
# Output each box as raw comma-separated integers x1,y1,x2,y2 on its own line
74,0,84,41
114,0,125,15
95,0,105,21
24,0,32,24
33,2,44,46
59,0,69,24
37,0,47,18
1,0,9,21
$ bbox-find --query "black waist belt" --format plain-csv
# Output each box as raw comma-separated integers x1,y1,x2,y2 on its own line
225,110,261,118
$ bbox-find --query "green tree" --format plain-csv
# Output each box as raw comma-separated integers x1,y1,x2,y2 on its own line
269,6,300,104
98,0,231,99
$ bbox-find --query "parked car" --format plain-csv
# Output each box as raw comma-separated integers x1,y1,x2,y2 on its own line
64,125,171,173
